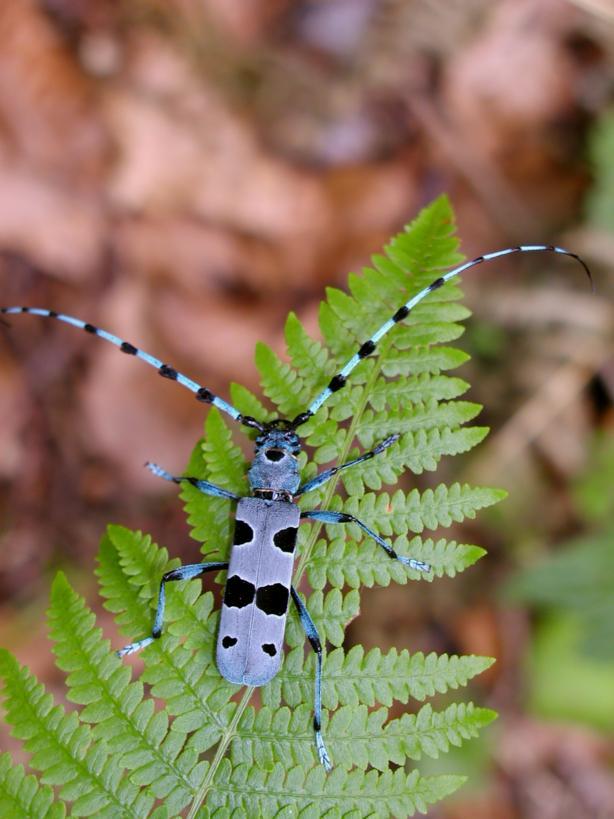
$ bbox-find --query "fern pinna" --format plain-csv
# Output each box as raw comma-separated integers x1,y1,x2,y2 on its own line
0,193,564,817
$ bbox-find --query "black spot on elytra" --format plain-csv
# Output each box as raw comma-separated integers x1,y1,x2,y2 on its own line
222,635,237,648
273,527,298,554
261,643,276,656
233,520,254,545
256,583,289,617
224,575,256,608
392,305,409,323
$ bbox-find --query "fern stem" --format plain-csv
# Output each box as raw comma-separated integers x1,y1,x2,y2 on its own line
188,684,255,818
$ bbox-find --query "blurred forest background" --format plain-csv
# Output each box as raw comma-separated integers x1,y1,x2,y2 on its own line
0,0,613,817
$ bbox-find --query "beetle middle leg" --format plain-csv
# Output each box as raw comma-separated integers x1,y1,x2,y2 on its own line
301,510,431,572
117,562,229,657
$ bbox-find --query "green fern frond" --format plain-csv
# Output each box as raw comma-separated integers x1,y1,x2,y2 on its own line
1,195,501,816
49,573,201,814
0,753,66,818
231,701,496,773
181,411,249,556
307,534,485,589
263,645,495,709
342,483,506,534
0,650,153,817
203,760,465,817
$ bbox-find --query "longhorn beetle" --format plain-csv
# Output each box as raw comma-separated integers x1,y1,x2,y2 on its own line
1,244,592,770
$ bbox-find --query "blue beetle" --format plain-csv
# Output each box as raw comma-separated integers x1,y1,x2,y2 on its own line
1,243,591,769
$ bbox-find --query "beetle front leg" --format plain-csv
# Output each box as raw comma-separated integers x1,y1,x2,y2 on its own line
146,462,239,501
294,435,399,497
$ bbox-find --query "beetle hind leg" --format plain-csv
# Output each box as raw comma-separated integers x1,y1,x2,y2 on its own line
291,586,332,772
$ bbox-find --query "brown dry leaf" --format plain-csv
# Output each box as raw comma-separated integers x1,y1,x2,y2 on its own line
79,279,208,488
0,0,109,178
451,603,501,673
0,1,109,278
77,270,289,482
442,0,588,224
496,720,614,819
442,789,516,819
115,216,278,297
0,161,105,280
201,0,288,43
445,2,577,152
0,357,25,479
106,34,331,260
152,286,269,392
317,159,421,289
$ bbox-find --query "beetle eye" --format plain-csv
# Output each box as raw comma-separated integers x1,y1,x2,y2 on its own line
265,449,284,462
